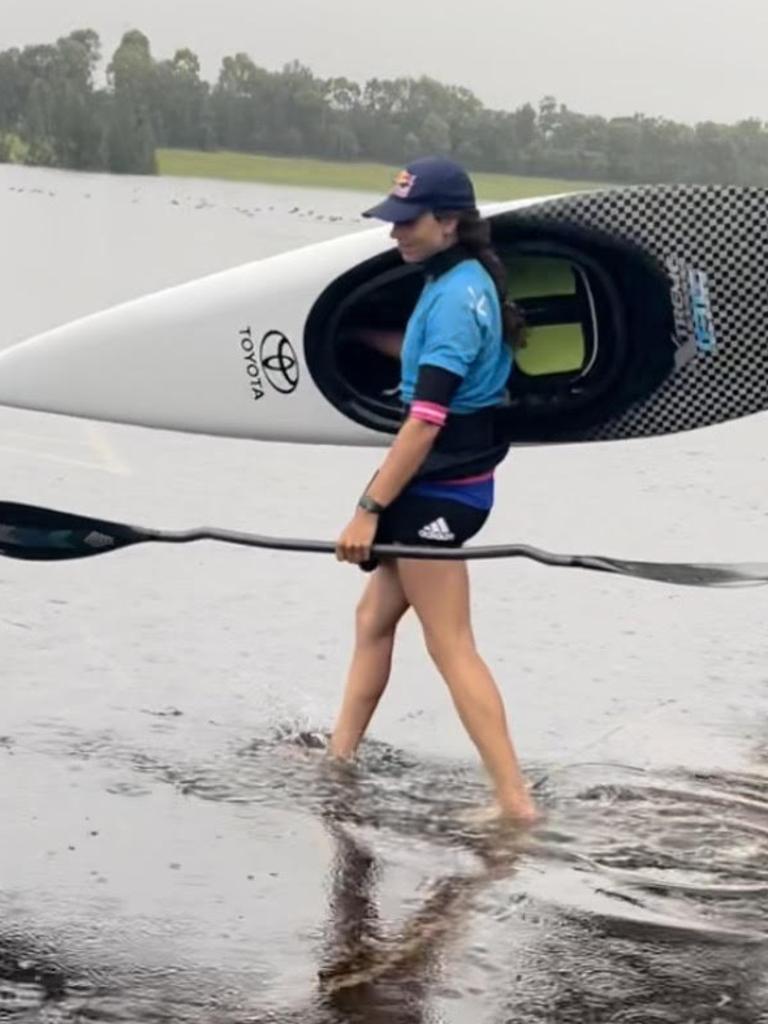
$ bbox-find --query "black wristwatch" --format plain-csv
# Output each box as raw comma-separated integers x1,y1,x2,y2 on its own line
357,494,386,515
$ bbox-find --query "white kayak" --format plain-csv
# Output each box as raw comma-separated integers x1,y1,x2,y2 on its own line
0,184,766,446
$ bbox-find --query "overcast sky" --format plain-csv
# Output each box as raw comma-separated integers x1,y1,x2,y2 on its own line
3,0,768,125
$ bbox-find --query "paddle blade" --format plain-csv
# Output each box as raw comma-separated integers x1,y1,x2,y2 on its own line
595,555,768,588
0,503,146,561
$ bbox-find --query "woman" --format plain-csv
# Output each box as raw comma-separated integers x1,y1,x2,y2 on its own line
331,157,537,824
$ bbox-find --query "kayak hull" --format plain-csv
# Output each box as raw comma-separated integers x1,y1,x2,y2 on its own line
0,185,765,446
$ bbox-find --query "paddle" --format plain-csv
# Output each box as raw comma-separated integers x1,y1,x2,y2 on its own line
1,501,767,588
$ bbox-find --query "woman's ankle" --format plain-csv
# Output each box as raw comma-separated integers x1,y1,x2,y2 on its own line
496,788,539,823
327,736,357,760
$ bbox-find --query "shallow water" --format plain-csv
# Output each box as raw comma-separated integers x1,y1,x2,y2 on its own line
1,165,768,1022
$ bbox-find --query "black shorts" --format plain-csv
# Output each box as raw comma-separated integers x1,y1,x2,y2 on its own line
361,492,490,572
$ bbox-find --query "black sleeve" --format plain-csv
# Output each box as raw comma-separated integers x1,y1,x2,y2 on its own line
413,363,463,406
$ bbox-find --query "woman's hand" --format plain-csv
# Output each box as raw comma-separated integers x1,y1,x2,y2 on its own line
335,509,379,564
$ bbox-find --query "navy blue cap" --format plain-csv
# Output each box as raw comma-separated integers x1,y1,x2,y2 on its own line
363,157,477,223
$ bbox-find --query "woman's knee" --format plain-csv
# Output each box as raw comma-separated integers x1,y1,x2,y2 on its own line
422,625,476,670
354,592,403,644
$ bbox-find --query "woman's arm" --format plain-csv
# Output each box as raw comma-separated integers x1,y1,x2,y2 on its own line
363,417,440,507
355,327,404,360
335,417,440,563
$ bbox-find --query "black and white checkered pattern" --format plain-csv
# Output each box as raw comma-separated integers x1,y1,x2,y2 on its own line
524,185,768,440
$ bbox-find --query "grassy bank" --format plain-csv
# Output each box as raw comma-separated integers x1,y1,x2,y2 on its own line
156,148,597,199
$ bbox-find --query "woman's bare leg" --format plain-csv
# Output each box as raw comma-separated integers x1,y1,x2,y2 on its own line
329,562,410,759
396,558,537,822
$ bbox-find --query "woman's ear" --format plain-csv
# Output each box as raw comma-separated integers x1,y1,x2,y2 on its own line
439,215,459,242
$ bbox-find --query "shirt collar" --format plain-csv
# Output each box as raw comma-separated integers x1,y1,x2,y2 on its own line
421,245,469,281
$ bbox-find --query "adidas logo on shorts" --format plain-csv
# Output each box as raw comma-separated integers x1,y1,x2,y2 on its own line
418,517,455,542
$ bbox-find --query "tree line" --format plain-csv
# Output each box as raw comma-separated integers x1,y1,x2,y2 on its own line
2,28,768,185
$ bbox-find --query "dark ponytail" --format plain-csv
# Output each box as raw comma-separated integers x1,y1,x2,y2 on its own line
438,209,526,350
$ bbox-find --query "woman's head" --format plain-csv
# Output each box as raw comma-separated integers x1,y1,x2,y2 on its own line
363,156,475,261
364,157,525,347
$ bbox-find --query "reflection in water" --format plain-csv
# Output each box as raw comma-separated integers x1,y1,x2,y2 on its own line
315,767,524,1023
309,740,768,1024
319,822,472,1022
1,725,766,1021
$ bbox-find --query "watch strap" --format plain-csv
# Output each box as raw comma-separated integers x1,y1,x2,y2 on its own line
358,494,386,515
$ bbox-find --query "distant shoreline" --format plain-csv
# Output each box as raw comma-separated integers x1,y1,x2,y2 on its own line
156,149,598,200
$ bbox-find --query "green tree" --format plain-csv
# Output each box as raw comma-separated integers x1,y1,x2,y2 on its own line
273,61,328,154
106,30,158,173
420,111,451,154
0,49,23,134
50,32,106,168
212,52,271,150
324,76,361,113
155,47,212,149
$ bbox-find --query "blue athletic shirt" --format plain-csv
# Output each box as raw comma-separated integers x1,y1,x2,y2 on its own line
400,258,511,411
401,256,512,511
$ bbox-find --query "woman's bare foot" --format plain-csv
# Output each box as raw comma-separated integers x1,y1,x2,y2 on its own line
458,797,541,829
324,747,358,772
497,798,541,827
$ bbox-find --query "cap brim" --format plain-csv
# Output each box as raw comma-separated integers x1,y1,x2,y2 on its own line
362,196,428,223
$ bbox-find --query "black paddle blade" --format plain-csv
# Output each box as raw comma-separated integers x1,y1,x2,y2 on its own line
581,554,768,588
0,502,146,561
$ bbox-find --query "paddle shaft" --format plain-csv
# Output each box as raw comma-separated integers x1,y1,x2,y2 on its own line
152,526,614,572
146,526,768,586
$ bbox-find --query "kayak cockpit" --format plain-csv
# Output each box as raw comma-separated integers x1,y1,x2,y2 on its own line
305,216,674,443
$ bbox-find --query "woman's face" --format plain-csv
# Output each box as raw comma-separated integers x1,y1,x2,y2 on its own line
390,212,457,263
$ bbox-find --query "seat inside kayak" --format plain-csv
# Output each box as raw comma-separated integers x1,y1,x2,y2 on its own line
507,256,588,377
304,220,674,443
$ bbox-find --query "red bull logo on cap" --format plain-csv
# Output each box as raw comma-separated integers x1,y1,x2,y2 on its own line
392,170,416,198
